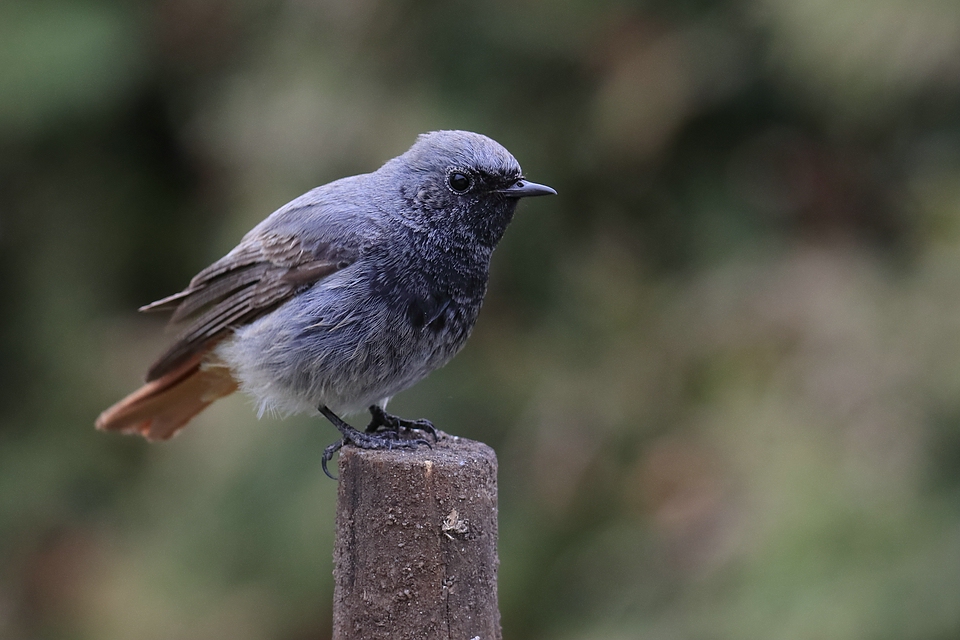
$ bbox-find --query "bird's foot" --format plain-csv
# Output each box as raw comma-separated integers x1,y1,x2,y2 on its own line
320,405,431,479
365,404,440,441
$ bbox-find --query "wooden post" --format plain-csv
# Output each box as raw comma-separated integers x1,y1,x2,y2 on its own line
332,436,500,640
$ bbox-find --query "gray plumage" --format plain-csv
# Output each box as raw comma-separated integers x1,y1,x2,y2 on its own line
109,130,554,435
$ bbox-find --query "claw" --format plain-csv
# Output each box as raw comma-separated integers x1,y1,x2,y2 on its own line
322,439,343,480
408,419,439,441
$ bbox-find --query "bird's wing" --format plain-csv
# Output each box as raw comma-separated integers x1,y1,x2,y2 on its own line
141,229,356,381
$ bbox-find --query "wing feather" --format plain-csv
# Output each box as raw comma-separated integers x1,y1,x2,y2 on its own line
142,230,355,381
170,264,270,323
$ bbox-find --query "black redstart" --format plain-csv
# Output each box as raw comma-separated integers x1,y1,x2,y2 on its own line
96,130,555,474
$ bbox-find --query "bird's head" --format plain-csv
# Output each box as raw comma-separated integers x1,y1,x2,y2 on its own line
386,130,555,248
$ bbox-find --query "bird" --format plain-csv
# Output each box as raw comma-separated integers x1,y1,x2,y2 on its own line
95,130,555,475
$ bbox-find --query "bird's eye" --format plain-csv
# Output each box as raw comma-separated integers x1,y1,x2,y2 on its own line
448,171,472,193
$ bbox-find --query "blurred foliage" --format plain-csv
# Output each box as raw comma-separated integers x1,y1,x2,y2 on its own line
3,0,960,638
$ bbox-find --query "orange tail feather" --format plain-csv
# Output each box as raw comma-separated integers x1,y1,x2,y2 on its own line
96,352,238,441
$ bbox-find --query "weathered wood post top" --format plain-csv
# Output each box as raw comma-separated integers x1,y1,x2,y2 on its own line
333,436,500,640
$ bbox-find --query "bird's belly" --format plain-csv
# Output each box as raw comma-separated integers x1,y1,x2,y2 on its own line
214,280,475,417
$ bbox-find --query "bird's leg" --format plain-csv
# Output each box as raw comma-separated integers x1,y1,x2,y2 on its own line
366,405,439,441
319,405,430,480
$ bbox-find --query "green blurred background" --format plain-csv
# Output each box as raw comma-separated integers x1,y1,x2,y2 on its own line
3,0,960,638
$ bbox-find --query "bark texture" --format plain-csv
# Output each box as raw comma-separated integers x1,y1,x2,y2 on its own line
333,436,500,640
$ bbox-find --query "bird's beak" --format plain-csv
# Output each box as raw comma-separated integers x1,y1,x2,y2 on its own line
499,179,557,198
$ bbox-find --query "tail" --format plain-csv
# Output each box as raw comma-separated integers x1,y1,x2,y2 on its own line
96,352,238,441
